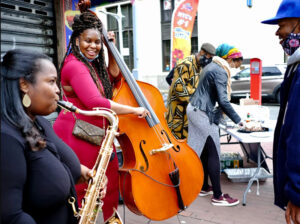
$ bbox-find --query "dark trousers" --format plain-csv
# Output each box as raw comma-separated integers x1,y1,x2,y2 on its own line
201,136,222,198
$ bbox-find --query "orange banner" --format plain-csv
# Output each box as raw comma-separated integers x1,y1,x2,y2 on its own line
170,0,199,68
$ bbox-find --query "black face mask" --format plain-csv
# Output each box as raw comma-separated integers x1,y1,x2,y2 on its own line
199,55,212,68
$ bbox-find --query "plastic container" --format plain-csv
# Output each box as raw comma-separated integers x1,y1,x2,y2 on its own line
224,167,272,182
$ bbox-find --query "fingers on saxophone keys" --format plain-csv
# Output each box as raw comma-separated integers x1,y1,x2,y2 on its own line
100,188,107,200
88,170,93,178
88,177,93,185
100,176,108,199
100,176,108,189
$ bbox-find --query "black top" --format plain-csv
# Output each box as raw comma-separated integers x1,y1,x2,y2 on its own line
190,62,241,124
1,116,81,224
165,67,175,85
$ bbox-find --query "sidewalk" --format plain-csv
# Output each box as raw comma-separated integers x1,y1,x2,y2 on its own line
116,136,285,224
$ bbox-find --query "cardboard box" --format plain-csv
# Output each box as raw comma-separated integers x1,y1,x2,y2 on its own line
240,98,260,106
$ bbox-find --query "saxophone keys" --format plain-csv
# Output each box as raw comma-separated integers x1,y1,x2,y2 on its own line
68,196,79,217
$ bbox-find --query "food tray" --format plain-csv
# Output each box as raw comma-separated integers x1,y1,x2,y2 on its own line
237,127,269,133
224,168,272,183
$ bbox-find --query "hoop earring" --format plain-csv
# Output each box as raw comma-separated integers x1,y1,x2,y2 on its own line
22,93,31,108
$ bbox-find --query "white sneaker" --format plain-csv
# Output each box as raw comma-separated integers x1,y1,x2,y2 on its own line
211,194,239,206
199,186,213,197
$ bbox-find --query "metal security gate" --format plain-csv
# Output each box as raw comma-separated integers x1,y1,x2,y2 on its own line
0,0,56,62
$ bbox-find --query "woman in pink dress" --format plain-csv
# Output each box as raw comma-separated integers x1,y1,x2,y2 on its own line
53,11,149,222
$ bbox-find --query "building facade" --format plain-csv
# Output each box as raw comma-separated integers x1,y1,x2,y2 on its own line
1,0,284,93
86,0,285,92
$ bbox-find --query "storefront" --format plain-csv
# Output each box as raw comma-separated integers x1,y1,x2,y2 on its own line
0,0,57,63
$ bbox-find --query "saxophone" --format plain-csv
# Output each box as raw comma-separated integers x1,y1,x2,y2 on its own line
57,101,123,224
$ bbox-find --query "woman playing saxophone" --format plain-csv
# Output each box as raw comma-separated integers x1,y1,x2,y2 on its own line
0,49,95,224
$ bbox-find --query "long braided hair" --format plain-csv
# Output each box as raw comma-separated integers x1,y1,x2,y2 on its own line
60,11,112,99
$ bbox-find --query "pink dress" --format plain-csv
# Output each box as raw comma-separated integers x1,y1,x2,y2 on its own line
53,54,119,221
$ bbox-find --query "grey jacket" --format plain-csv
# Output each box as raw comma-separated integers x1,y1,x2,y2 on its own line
190,62,241,125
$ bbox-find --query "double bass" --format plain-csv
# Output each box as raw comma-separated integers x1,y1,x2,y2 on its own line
79,1,203,220
107,37,204,220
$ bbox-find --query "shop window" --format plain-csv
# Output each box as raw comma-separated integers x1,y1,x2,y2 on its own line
161,0,172,22
107,7,118,30
106,4,133,71
162,40,171,71
191,37,198,54
121,4,132,29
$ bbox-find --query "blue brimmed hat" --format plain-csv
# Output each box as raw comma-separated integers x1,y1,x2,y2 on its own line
261,0,300,24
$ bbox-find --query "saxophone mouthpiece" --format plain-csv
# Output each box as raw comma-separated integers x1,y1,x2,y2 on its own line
57,100,77,112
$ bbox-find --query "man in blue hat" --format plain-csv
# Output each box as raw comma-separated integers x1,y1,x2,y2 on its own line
262,0,300,223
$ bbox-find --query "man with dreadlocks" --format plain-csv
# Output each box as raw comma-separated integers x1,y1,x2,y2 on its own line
53,11,149,222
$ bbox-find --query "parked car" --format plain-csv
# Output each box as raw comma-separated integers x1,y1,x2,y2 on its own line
231,65,286,103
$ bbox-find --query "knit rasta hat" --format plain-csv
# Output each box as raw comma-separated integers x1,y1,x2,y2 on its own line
215,43,243,59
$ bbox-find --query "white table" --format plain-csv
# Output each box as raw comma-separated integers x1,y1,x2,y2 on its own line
219,121,275,205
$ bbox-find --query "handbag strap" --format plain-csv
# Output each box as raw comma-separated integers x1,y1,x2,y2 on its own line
60,84,78,121
60,84,107,128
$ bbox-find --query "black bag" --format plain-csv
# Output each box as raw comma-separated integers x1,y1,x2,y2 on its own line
212,107,223,125
166,67,175,85
72,119,105,146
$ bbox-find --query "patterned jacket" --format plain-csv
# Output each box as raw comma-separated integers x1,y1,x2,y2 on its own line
166,55,201,139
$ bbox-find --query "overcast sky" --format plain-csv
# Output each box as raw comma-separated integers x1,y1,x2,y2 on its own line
197,0,284,65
